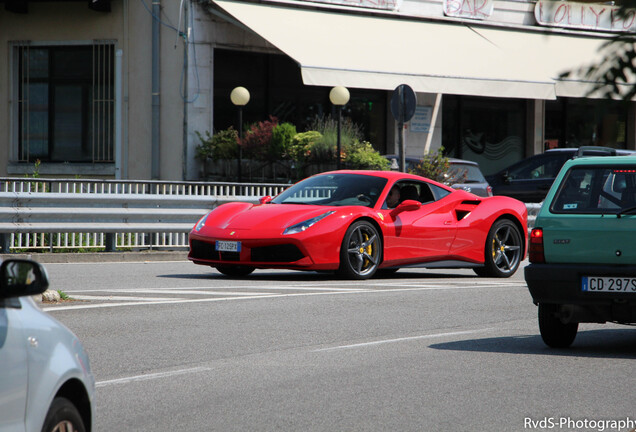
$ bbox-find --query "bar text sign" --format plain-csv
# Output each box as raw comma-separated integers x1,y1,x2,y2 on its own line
443,0,494,20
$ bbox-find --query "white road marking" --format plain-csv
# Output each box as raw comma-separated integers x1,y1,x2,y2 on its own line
313,328,494,352
115,289,276,296
70,295,182,302
362,280,527,288
94,329,495,388
42,283,519,312
96,366,212,388
43,294,281,311
65,285,369,293
241,286,371,292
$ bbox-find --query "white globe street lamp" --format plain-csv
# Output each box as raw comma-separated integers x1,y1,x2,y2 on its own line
231,87,250,183
230,86,250,106
329,86,350,170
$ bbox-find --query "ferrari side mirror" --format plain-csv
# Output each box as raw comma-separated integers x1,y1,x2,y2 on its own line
259,196,272,204
392,200,421,214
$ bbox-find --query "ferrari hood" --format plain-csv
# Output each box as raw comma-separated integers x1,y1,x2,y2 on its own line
211,203,338,231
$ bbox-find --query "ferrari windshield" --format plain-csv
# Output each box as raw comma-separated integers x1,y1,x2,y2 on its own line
272,173,388,207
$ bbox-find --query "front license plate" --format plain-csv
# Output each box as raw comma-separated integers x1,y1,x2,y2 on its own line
582,276,636,293
215,240,241,253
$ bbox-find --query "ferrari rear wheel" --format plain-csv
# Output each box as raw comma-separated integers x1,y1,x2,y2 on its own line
474,219,522,278
215,265,255,277
339,220,382,280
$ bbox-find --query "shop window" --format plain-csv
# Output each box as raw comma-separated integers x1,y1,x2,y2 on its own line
12,42,115,164
545,98,627,150
442,96,526,176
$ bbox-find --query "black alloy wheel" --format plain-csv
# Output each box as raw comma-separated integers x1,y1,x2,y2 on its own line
339,220,382,279
474,219,523,278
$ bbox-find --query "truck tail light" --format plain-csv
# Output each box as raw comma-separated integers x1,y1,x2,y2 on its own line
529,228,545,263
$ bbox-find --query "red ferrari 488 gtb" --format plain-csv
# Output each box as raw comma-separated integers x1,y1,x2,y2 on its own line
188,170,527,279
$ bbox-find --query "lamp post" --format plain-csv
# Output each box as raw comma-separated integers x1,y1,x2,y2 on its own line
329,86,350,170
231,86,250,184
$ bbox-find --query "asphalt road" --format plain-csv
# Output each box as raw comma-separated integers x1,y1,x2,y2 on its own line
40,259,636,432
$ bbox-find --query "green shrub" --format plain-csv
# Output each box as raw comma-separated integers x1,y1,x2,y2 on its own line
195,128,239,161
308,115,362,159
271,122,297,160
289,131,323,163
344,141,390,170
408,147,451,184
307,139,336,162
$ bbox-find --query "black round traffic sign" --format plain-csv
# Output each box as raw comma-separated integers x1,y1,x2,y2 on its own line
390,84,417,123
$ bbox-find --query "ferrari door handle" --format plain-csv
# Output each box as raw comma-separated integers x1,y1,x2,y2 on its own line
444,220,453,225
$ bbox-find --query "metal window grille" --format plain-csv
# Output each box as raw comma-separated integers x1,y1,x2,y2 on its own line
16,41,30,162
14,41,115,164
92,41,114,162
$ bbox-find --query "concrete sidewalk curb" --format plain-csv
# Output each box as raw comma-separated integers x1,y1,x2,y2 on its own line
1,251,189,264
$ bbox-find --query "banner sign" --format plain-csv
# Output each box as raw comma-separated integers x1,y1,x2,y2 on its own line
535,0,636,33
443,0,494,20
299,0,399,11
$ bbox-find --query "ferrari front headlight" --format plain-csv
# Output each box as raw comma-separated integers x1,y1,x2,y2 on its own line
283,211,335,235
194,213,210,232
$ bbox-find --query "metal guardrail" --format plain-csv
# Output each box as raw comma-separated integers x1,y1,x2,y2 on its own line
0,177,542,253
0,191,242,252
0,177,289,252
0,177,289,196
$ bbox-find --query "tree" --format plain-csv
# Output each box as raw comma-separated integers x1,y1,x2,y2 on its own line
562,2,636,100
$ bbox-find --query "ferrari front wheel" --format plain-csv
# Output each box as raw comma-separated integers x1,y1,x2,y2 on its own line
339,220,382,280
215,265,255,277
474,219,522,278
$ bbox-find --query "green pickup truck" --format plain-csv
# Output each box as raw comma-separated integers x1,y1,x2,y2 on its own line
525,155,636,347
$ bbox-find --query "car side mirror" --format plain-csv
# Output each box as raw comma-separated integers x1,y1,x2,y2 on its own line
392,200,421,214
259,196,272,204
0,259,49,299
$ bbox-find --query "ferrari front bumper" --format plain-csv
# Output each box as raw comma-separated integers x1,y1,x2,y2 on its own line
187,233,339,270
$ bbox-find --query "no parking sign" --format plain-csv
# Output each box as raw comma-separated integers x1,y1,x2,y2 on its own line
390,85,417,172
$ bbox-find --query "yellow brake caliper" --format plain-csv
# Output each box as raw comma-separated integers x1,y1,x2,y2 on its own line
492,236,505,260
360,233,372,268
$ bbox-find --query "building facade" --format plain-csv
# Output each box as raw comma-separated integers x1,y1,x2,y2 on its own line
0,0,187,180
1,0,634,181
